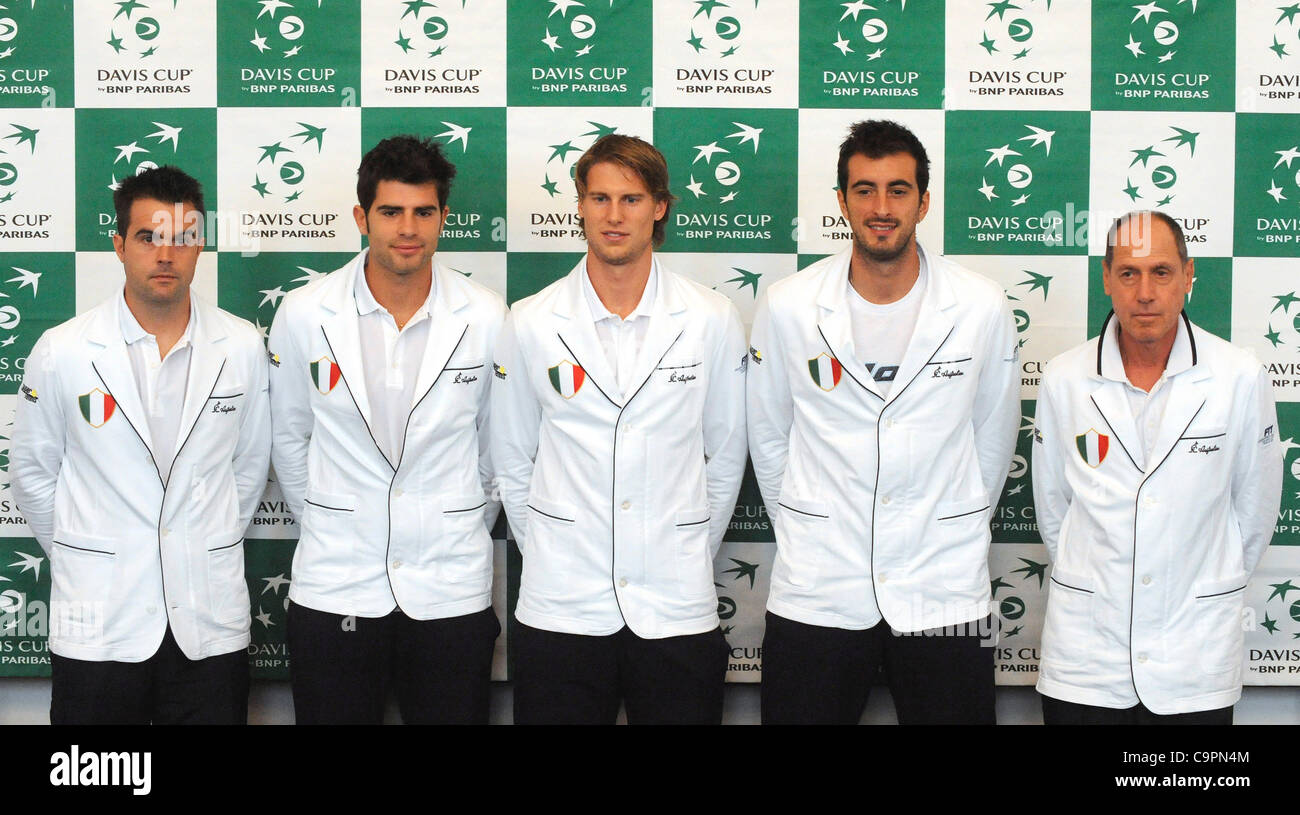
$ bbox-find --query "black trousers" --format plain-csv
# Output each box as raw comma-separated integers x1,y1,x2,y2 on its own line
512,622,730,724
287,602,500,725
50,627,249,725
760,612,997,725
1040,693,1234,725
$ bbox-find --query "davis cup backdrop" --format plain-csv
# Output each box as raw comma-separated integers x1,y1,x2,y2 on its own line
0,0,1298,688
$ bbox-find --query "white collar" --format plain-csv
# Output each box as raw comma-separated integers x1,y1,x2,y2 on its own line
582,257,659,323
1098,311,1195,383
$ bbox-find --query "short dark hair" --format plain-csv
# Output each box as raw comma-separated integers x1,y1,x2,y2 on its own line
574,134,678,248
837,119,930,196
113,165,205,234
1104,210,1188,267
357,135,456,212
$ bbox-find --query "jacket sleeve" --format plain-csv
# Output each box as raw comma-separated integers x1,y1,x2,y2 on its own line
702,301,748,558
972,293,1021,508
1031,368,1070,563
477,299,509,534
232,335,272,537
1234,365,1283,575
745,290,792,520
267,305,312,522
9,332,63,554
489,312,540,551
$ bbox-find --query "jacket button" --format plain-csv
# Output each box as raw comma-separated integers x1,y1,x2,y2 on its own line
1137,653,1148,663
1142,575,1152,585
161,527,170,537
619,578,628,587
392,560,402,570
621,501,631,510
879,574,888,584
394,488,404,497
881,496,891,505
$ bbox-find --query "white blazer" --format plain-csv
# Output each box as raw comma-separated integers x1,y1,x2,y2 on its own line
747,245,1020,632
1033,313,1283,714
491,258,748,639
9,293,271,662
268,251,506,620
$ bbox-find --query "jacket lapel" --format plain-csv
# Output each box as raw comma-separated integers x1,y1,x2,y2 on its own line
319,256,372,427
411,262,469,408
1088,380,1143,472
815,249,882,400
623,261,684,401
554,260,621,406
885,255,955,407
88,301,154,456
1144,366,1210,476
173,299,228,473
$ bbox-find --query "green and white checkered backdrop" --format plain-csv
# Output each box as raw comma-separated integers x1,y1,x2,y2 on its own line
0,0,1298,685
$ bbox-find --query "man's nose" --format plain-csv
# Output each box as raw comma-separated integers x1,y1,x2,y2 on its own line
1135,273,1156,302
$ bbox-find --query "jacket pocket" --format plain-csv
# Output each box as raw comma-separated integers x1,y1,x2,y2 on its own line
936,498,991,591
299,489,357,582
1193,573,1247,675
522,497,578,598
50,529,117,641
673,506,715,600
773,494,829,590
206,529,249,625
304,489,355,514
1041,566,1097,669
437,494,492,586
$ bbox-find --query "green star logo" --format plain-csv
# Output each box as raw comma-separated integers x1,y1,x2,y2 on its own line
114,0,147,22
1262,613,1279,635
990,575,1013,597
2,124,36,161
1270,579,1300,602
393,0,458,59
684,0,750,59
1263,146,1300,207
1272,291,1300,314
1017,270,1052,300
547,139,581,163
537,121,622,203
716,268,762,298
106,0,170,60
680,122,763,205
985,1,1020,22
1011,557,1047,588
721,558,759,588
250,123,327,203
258,141,291,164
976,0,1051,60
1116,125,1197,206
974,123,1055,208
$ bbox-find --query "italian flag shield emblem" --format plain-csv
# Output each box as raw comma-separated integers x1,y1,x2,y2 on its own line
808,353,842,391
548,360,585,398
78,388,116,428
311,357,342,395
1076,429,1109,468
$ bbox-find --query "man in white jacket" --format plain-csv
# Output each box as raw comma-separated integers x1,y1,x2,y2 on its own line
10,166,271,724
1032,211,1282,724
492,135,748,724
747,120,1020,724
269,136,506,724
